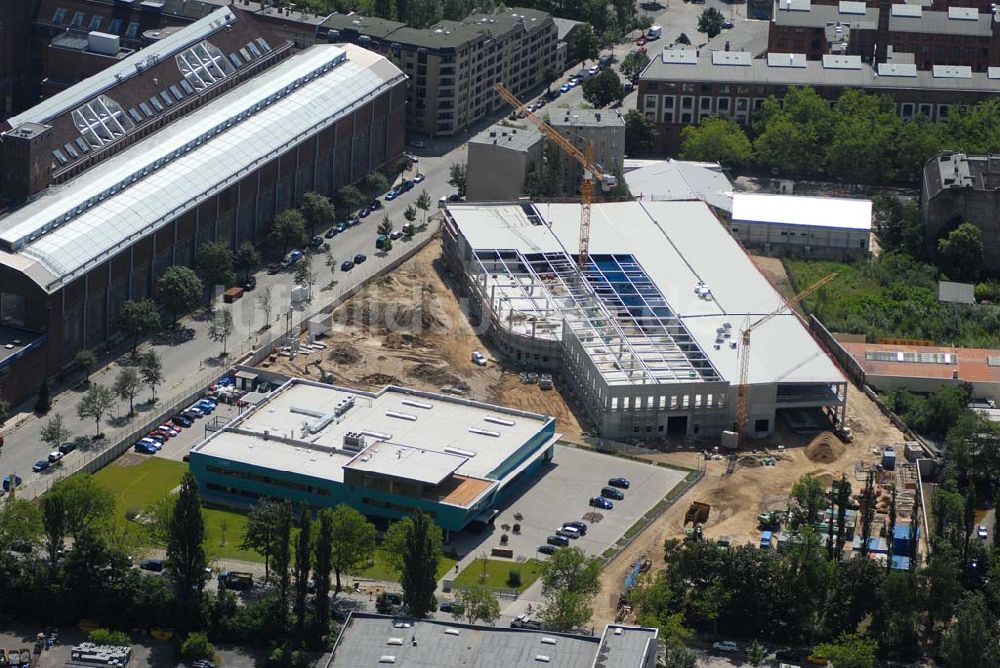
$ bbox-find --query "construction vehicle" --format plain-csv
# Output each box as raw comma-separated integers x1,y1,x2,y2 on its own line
758,511,785,531
684,524,704,542
684,501,711,526
734,272,838,448
493,83,617,270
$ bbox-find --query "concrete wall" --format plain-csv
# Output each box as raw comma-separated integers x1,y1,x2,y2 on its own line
467,132,542,201
729,220,871,260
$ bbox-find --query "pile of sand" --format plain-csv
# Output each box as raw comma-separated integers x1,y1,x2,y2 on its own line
407,363,470,389
358,373,401,387
328,343,362,365
806,432,846,464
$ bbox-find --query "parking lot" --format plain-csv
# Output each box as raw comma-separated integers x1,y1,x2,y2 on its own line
148,401,241,463
451,445,687,561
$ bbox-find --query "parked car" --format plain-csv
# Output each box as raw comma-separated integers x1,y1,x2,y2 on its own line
559,83,572,93
385,189,399,201
713,641,738,652
347,215,360,226
546,534,570,547
562,521,588,535
145,433,166,444
408,140,425,148
309,235,325,249
537,544,558,555
195,401,215,413
32,460,50,473
439,601,459,613
510,615,543,629
389,230,403,240
280,249,303,268
172,414,193,428
400,179,414,192
353,253,367,264
978,525,989,539
341,260,355,272
370,199,382,210
589,496,613,510
359,207,370,218
134,442,157,455
58,441,77,455
47,451,64,464
266,263,282,275
607,477,631,489
2,474,22,492
336,222,347,234
471,351,487,366
158,424,181,436
414,173,425,183
556,526,580,539
140,437,162,450
722,19,734,28
140,558,164,572
243,275,257,291
601,486,625,500
182,408,203,420
324,226,339,238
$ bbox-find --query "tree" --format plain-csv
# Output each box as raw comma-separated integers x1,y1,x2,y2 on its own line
77,383,114,437
415,189,432,225
937,222,983,282
113,367,141,416
293,513,312,635
620,50,651,85
195,241,236,296
207,307,234,358
35,378,51,414
236,242,262,283
180,631,215,662
582,68,624,108
269,209,307,256
89,629,131,647
941,593,999,668
119,299,161,355
746,640,766,666
398,512,442,617
166,472,209,609
40,413,69,451
48,474,114,538
573,24,599,67
403,204,417,223
858,472,876,557
293,262,317,300
157,266,203,327
256,290,273,330
312,508,335,634
679,117,752,166
0,496,42,552
242,499,283,581
334,185,365,217
543,66,558,93
377,215,394,237
328,504,377,593
448,163,467,198
271,500,294,628
360,172,390,201
790,474,828,527
675,33,691,45
625,109,657,156
300,191,335,237
140,350,163,401
455,585,501,625
539,546,602,632
697,7,725,38
814,633,878,668
75,348,98,382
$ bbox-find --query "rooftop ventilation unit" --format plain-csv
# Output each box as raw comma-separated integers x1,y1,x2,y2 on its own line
361,429,392,441
541,637,557,645
484,415,515,426
379,657,396,664
401,399,433,410
386,411,417,421
343,432,367,452
334,395,356,417
468,428,500,437
444,447,476,458
444,628,460,636
387,638,403,646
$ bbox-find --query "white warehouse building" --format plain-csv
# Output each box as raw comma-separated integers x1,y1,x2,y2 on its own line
729,193,873,259
442,200,848,441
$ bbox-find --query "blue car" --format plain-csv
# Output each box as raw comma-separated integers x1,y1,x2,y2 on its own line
589,496,613,510
196,400,215,413
385,189,399,201
2,474,22,491
135,442,157,455
559,83,572,93
32,460,50,473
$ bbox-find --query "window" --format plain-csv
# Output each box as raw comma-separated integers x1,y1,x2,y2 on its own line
176,40,235,90
900,102,914,119
246,41,262,58
139,101,153,117
645,95,657,109
918,103,932,118
681,96,693,109
108,18,122,33
70,11,85,27
53,149,68,165
71,94,135,148
937,104,950,119
74,137,90,153
717,97,730,112
125,22,140,39
160,90,174,106
662,96,674,108
700,97,711,111
179,79,195,95
149,96,164,112
169,84,184,100
52,8,67,23
228,52,243,68
63,142,79,159
239,47,252,62
88,15,103,31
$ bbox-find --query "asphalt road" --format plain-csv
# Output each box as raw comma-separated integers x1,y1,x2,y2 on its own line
0,142,466,500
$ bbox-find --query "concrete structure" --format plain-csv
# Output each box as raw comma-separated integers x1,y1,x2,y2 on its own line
549,108,625,192
768,0,1000,70
320,7,558,136
0,8,407,406
839,340,1000,402
921,152,1000,274
553,17,585,70
729,193,872,258
189,379,560,533
466,121,543,201
938,280,975,304
638,48,1000,153
443,200,848,441
624,159,734,213
328,613,659,668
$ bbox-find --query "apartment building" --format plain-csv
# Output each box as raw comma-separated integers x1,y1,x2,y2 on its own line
548,108,626,191
466,121,543,201
320,8,558,136
637,48,1000,153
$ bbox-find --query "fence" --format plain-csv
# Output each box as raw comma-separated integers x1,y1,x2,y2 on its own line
18,225,441,500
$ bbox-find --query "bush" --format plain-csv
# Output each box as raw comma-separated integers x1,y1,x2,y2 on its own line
88,628,130,647
180,631,215,662
507,569,522,588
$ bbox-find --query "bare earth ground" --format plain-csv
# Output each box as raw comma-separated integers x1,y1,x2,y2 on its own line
265,238,585,441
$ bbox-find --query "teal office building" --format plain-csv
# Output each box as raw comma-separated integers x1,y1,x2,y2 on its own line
189,379,560,533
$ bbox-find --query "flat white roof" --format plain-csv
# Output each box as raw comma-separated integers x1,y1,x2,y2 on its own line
449,201,845,386
194,380,556,486
731,193,872,231
624,159,734,212
0,44,404,292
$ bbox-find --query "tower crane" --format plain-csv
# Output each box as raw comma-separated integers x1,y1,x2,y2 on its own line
493,83,617,270
734,272,838,448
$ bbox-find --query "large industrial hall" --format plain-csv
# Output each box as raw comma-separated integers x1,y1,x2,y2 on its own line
442,200,848,441
0,6,407,405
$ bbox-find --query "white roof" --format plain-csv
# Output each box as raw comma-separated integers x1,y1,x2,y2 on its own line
449,201,845,386
0,44,404,292
194,381,556,486
624,159,734,212
5,7,239,129
731,193,872,231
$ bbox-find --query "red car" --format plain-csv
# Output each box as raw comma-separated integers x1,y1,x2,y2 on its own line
636,36,647,46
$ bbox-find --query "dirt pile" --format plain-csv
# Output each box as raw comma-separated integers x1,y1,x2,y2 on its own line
359,373,401,387
805,432,846,464
407,363,469,389
328,342,362,365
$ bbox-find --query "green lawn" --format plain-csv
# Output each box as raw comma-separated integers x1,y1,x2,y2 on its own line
452,558,542,592
357,549,456,582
